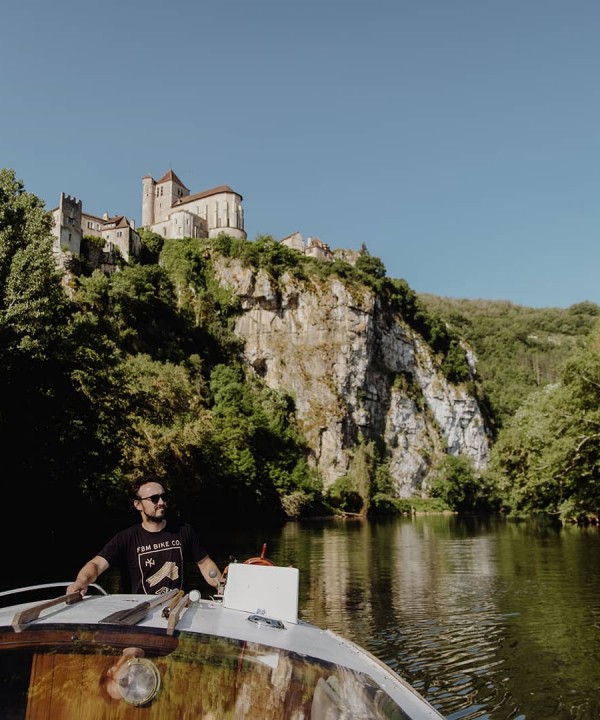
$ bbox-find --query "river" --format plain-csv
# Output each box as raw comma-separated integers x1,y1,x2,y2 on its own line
11,514,600,719
215,514,600,720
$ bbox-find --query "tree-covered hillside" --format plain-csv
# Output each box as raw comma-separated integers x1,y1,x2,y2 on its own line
418,294,600,432
4,166,600,533
419,294,600,523
0,170,319,544
3,169,464,545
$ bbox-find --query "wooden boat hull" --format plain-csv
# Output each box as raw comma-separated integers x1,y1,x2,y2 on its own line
0,582,445,719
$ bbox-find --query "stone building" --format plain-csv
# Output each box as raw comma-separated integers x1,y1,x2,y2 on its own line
280,232,334,260
50,171,342,275
50,192,141,267
141,169,246,240
51,193,83,260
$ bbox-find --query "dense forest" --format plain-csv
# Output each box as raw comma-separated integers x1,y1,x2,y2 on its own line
2,167,600,548
419,295,600,429
419,292,600,522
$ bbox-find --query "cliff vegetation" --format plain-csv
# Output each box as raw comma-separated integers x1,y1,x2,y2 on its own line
2,168,600,535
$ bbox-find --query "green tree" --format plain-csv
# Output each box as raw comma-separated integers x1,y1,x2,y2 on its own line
355,243,387,282
488,322,600,522
137,228,164,264
0,171,131,544
430,455,486,512
326,439,380,516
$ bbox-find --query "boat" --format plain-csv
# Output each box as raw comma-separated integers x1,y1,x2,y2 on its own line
0,550,445,719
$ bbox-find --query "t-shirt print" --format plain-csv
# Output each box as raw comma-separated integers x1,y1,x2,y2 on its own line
137,542,183,593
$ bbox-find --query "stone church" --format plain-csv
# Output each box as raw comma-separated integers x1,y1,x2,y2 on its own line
50,169,247,269
50,169,342,271
142,169,246,240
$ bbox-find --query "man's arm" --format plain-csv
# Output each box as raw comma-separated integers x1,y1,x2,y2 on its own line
197,555,223,589
67,556,110,597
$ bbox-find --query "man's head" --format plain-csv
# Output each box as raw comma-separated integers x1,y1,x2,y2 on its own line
132,480,168,525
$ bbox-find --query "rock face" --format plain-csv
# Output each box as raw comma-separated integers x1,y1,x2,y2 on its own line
214,258,490,497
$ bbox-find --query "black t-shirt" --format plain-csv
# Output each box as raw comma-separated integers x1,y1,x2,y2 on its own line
98,521,208,594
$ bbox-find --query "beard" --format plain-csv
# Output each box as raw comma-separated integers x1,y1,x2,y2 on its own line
145,507,166,525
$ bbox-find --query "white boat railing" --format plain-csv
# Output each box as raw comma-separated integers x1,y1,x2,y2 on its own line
0,582,108,599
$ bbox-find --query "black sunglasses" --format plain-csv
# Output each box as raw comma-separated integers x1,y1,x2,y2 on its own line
138,493,168,504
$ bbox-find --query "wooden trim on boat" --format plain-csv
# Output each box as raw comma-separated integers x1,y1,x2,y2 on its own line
12,592,83,632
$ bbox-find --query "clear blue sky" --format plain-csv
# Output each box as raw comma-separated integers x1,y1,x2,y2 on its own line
3,0,600,309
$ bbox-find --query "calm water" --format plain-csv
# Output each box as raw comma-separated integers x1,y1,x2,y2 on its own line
11,514,600,719
215,515,600,720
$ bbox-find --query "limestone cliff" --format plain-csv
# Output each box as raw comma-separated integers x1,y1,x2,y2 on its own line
213,258,490,497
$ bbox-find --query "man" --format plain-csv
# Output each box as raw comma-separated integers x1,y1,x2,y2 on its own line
68,479,222,596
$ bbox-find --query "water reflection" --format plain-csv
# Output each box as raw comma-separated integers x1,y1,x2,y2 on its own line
11,515,600,719
263,516,600,720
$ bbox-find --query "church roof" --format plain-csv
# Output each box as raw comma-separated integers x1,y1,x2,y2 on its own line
177,184,243,205
156,169,189,190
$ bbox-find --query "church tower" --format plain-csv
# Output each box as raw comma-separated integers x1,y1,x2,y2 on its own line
141,175,156,227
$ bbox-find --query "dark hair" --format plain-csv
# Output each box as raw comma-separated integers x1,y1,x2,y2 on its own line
130,478,167,501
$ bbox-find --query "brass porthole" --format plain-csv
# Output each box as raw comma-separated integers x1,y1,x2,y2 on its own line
113,657,161,706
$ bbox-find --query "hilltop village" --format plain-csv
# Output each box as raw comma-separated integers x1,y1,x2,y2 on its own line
50,169,346,273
